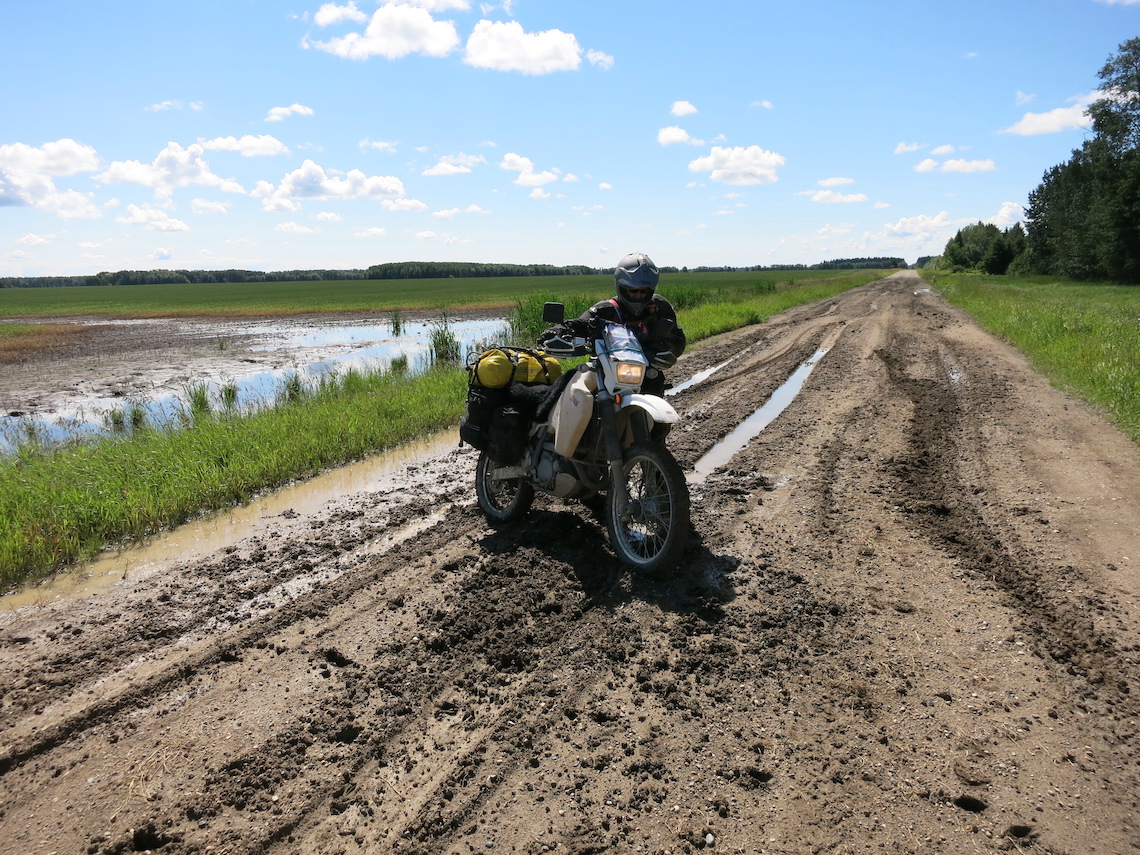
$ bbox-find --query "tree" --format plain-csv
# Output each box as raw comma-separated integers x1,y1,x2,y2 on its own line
1088,37,1140,156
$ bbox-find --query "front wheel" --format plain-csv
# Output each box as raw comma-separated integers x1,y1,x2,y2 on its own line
606,443,690,575
475,450,534,522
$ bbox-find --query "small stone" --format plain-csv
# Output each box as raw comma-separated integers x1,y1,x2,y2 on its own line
705,832,715,846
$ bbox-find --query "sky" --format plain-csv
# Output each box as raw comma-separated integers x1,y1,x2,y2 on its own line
1,0,1137,278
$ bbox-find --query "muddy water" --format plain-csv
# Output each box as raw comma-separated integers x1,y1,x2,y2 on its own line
1,429,460,611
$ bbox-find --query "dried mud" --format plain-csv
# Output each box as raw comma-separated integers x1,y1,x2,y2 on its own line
1,272,1138,855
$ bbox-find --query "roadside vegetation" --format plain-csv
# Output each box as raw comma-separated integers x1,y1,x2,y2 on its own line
920,270,1140,444
0,269,881,590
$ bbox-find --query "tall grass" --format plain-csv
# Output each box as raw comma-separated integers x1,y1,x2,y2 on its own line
0,365,467,589
921,271,1140,444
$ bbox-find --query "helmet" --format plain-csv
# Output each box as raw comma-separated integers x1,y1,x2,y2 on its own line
614,252,659,316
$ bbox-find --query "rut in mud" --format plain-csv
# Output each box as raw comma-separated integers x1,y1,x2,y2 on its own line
1,272,1138,855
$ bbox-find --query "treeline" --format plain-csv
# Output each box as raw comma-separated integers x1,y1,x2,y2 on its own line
0,268,372,289
364,261,599,279
812,257,905,270
936,38,1140,284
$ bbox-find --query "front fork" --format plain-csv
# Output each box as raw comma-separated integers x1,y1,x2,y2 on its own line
597,391,653,519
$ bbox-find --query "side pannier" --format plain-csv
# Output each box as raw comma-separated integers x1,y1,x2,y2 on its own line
460,346,563,457
468,346,562,389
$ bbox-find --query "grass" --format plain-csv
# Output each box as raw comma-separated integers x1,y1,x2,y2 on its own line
0,269,888,590
920,270,1140,445
0,322,88,362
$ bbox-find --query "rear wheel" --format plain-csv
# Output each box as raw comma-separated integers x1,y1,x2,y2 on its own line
475,450,534,521
606,443,690,575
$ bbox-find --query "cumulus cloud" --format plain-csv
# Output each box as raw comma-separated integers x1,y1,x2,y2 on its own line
587,50,614,70
16,233,52,246
671,101,697,117
750,100,774,110
382,198,428,212
433,203,490,218
191,199,231,214
98,142,245,200
265,103,315,122
688,145,785,185
201,135,290,157
354,226,387,237
360,139,399,153
942,158,995,173
1001,93,1097,135
915,158,939,173
0,139,102,219
423,152,487,176
252,159,405,211
276,221,319,234
465,20,581,74
117,203,190,231
817,177,854,187
313,1,368,26
658,126,704,146
894,142,921,154
931,144,956,155
308,4,459,59
499,152,559,187
799,189,869,204
987,201,1024,226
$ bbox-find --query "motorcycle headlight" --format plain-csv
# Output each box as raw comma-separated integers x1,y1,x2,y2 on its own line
614,361,646,386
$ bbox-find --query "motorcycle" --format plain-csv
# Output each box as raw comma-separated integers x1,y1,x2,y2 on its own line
470,302,690,574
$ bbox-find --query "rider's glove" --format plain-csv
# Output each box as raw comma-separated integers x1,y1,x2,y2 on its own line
650,351,677,370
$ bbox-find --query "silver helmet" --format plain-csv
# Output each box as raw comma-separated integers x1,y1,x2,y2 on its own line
614,252,659,316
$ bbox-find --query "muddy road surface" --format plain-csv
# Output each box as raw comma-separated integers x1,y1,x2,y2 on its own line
2,272,1138,854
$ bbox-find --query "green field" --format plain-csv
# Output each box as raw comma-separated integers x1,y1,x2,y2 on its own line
0,269,851,318
920,270,1140,445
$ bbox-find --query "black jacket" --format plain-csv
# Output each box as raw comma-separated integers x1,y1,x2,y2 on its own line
539,295,686,361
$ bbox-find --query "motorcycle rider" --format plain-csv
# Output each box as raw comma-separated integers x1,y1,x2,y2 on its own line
539,251,686,396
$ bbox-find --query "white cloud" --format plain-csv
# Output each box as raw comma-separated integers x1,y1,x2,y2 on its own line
671,100,697,117
0,139,102,219
315,211,342,222
465,20,581,74
433,203,490,218
117,203,190,231
750,100,774,110
16,233,52,246
382,197,428,212
894,141,921,154
276,221,319,235
658,126,704,146
1015,90,1036,106
817,177,854,187
360,139,399,153
1001,94,1096,135
201,135,289,157
265,103,315,122
354,226,387,237
930,144,956,155
688,145,785,186
587,50,614,70
499,152,559,187
314,1,368,26
799,189,869,204
416,230,438,239
873,201,891,209
987,201,1024,226
309,4,459,60
191,199,231,214
0,139,100,175
598,182,612,191
253,159,405,211
914,158,939,173
98,142,245,200
423,152,487,176
942,158,995,173
529,187,550,199
150,248,174,260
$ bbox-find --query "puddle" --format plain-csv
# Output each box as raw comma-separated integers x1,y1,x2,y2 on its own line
688,348,829,485
667,356,735,396
0,316,506,451
1,428,460,611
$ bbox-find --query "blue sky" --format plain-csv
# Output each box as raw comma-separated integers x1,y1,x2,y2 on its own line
1,0,1136,277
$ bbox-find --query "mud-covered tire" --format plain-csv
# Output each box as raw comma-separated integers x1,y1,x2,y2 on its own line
606,442,690,575
475,450,534,522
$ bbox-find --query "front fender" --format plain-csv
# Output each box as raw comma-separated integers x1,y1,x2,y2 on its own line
619,393,680,424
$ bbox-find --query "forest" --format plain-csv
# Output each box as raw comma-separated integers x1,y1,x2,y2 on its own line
938,37,1140,284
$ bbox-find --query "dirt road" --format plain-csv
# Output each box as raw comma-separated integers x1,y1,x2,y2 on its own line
2,272,1138,854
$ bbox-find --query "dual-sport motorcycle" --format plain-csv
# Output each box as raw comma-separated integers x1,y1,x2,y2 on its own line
464,301,690,574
